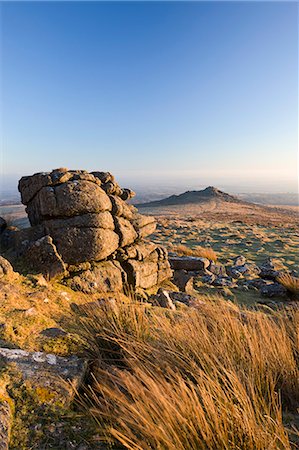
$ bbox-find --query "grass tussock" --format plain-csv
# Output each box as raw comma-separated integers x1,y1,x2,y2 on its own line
78,298,299,450
172,244,218,261
277,274,299,296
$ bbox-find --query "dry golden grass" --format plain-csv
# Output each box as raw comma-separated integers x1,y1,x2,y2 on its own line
78,298,299,449
172,243,218,261
277,274,299,296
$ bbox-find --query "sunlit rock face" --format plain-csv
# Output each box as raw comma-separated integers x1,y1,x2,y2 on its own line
16,168,172,291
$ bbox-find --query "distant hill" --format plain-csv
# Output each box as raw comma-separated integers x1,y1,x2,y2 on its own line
137,186,242,207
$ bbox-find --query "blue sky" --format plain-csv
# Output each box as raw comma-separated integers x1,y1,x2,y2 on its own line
1,1,298,192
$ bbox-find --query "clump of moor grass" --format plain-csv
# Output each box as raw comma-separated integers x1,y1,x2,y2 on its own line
77,297,299,449
277,273,299,297
172,244,218,261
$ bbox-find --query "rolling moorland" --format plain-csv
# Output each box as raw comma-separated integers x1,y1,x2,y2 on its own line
0,171,298,449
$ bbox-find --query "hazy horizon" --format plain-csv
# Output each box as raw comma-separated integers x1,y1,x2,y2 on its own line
1,1,298,192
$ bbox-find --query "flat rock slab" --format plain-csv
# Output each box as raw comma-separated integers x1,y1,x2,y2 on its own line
0,348,87,407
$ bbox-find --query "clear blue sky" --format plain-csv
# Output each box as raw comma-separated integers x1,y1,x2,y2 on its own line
1,1,298,192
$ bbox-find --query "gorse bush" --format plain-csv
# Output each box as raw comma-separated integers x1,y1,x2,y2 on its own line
78,298,299,450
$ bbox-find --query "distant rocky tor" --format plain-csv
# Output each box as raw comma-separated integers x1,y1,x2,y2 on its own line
0,168,172,292
137,186,242,207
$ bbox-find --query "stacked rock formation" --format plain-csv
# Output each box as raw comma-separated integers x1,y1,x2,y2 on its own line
17,168,172,292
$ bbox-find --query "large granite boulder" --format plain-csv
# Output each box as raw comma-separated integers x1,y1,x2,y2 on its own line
14,168,172,291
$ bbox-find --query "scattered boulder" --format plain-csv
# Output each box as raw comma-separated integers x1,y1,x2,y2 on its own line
259,258,283,280
260,282,288,299
212,277,235,287
208,262,227,277
168,291,199,306
151,289,176,310
169,256,209,272
173,270,194,293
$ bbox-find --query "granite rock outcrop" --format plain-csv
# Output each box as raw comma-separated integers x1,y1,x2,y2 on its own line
8,168,172,291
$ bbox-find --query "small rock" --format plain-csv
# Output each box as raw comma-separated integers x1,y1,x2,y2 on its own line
23,235,67,280
173,270,194,293
169,256,209,272
40,328,68,338
259,257,283,280
168,291,199,306
208,262,227,277
151,289,176,310
232,255,246,266
260,282,288,298
212,277,234,287
202,273,216,284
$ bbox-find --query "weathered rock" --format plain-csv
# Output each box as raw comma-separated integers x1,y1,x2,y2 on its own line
212,277,235,287
226,266,242,279
110,195,135,219
202,273,216,284
0,257,14,278
120,188,135,201
0,348,87,407
208,262,227,277
169,256,209,272
26,181,112,226
114,217,138,247
91,171,114,184
49,227,119,264
260,282,288,298
66,260,126,293
157,259,173,284
16,168,172,290
259,258,283,280
173,270,194,293
150,289,176,310
43,212,115,231
132,214,156,238
168,291,199,306
40,328,68,338
118,241,157,261
125,259,158,289
23,235,66,279
0,398,12,450
18,172,53,204
232,255,246,266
